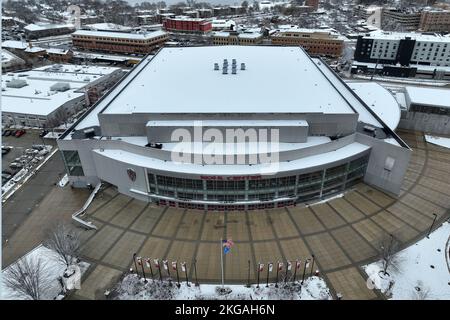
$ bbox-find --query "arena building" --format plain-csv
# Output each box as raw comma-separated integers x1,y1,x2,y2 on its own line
57,46,410,210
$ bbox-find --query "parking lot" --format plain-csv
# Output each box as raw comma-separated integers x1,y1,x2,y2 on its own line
2,128,56,173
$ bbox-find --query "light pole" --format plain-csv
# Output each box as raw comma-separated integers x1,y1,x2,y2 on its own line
310,255,315,277
194,258,199,287
427,213,438,238
246,260,251,288
132,253,139,278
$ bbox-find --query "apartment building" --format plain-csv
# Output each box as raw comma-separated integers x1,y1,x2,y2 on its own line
72,30,169,54
419,9,450,32
271,27,345,57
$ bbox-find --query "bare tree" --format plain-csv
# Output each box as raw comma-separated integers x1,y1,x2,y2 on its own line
44,222,81,267
3,256,52,300
379,234,401,275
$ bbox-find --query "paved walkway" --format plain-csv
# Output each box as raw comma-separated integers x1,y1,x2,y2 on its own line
3,130,449,300
71,130,450,300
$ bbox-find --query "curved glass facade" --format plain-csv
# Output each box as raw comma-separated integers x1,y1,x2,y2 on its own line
146,154,370,210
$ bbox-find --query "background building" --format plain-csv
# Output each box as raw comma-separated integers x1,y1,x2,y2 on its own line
271,27,345,57
162,17,212,34
354,31,450,67
2,64,125,128
72,30,169,54
381,8,422,31
24,23,75,40
419,9,450,32
213,29,263,45
57,46,410,210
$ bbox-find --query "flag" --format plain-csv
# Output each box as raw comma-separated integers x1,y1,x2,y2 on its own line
268,262,273,272
172,261,177,271
278,262,283,271
296,260,301,270
154,259,160,268
258,263,264,272
222,239,234,254
287,261,292,271
181,262,186,272
136,256,142,265
163,260,169,270
145,258,151,268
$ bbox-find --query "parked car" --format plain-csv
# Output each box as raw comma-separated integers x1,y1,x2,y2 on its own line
32,145,45,151
9,162,23,169
2,130,9,136
3,130,12,137
15,129,26,137
39,130,49,138
2,149,10,156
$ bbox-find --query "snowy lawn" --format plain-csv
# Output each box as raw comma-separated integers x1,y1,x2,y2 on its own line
425,135,450,150
111,275,332,300
363,222,450,300
1,244,90,300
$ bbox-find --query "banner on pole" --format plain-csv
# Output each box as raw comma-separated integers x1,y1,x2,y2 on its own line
268,262,273,272
172,261,177,271
296,260,301,270
278,262,283,271
181,262,186,272
136,256,142,265
145,258,151,268
154,259,160,268
258,263,264,272
163,260,169,270
305,259,310,269
222,239,234,254
287,261,292,271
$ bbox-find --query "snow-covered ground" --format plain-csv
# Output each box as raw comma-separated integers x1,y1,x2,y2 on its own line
112,275,332,300
363,222,450,300
1,245,90,300
425,135,450,150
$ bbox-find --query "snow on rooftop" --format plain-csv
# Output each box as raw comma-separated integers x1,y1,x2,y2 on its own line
72,29,167,40
101,46,356,115
2,40,28,50
2,64,119,117
25,23,74,31
347,82,401,130
406,86,450,109
364,30,450,43
94,142,370,175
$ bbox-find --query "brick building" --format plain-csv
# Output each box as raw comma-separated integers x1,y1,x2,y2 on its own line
72,30,169,55
419,9,450,32
271,27,345,58
162,17,212,34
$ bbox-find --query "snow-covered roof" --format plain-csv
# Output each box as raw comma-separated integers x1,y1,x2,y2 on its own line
101,46,356,115
405,86,450,109
347,82,401,130
24,23,74,32
84,23,133,32
363,30,450,43
94,142,370,175
2,64,119,117
2,40,28,50
72,29,167,40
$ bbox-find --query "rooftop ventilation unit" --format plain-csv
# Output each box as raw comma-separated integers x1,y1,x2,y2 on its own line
6,79,27,88
232,68,237,74
50,82,70,92
214,63,219,70
240,63,246,70
222,67,228,74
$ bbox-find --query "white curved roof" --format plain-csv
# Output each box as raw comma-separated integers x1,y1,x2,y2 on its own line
347,82,401,130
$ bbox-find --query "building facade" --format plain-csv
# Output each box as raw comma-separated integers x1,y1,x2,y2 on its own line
271,28,345,57
72,30,169,55
162,17,212,34
354,31,450,67
419,9,450,32
24,23,75,40
213,30,263,46
381,8,421,31
57,46,410,211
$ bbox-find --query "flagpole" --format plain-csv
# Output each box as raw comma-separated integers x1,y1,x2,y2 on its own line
220,238,224,287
